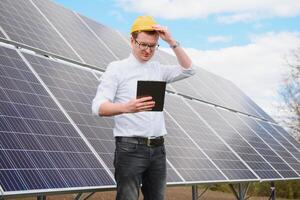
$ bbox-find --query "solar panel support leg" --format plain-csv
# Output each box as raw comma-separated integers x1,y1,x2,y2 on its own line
37,195,46,200
82,192,96,200
192,185,198,200
268,182,276,200
229,182,250,200
75,193,83,200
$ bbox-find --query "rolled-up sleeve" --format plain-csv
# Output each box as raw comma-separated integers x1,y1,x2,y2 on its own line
160,62,197,83
92,64,118,116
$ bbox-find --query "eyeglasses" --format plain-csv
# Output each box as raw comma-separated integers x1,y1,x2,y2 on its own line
134,39,159,51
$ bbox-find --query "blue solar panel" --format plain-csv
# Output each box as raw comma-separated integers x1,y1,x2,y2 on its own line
272,124,300,151
169,66,274,122
216,110,299,179
188,102,282,180
79,15,131,60
0,0,80,62
22,51,184,183
32,0,116,69
223,80,275,122
164,111,227,182
238,115,300,178
170,68,223,106
22,52,116,173
164,94,258,180
1,0,299,197
0,45,114,193
258,122,300,160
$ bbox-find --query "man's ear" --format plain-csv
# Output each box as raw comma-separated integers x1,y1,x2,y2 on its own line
130,36,136,47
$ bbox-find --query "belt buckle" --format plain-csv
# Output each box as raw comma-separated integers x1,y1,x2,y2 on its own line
147,137,155,147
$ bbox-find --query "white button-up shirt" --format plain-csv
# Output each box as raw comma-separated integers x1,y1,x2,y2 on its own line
92,53,196,137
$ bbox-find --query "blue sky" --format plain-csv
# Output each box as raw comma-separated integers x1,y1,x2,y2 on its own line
53,0,300,124
53,0,300,50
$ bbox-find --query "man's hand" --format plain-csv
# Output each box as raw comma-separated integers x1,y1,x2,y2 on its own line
125,96,155,113
152,25,176,45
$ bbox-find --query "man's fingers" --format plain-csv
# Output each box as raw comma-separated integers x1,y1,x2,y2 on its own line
137,101,155,108
137,96,152,102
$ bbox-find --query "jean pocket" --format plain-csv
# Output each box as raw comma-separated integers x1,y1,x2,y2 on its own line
116,142,138,153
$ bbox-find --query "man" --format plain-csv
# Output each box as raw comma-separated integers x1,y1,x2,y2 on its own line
92,16,196,200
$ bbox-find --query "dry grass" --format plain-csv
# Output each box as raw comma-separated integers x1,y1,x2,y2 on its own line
7,186,300,200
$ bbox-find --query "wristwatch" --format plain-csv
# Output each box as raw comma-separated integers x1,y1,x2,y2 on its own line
170,41,180,49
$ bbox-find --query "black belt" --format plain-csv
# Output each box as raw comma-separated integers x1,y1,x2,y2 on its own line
115,136,164,147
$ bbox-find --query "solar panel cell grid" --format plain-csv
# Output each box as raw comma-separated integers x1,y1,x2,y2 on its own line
23,53,115,168
0,46,114,192
256,121,300,164
224,80,275,122
32,0,116,68
188,103,281,179
272,125,300,151
164,94,257,180
239,116,300,178
80,15,131,60
164,112,226,182
0,0,80,62
23,52,185,183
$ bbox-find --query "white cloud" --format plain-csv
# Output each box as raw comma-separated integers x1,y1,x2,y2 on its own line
109,10,127,23
162,32,300,121
116,0,300,22
207,35,232,43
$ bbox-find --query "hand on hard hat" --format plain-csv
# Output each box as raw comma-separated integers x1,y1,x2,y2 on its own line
152,25,175,45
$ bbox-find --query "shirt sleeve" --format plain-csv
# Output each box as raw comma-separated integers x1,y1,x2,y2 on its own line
160,62,197,83
91,64,118,116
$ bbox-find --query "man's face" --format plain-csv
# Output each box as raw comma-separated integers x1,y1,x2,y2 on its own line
131,32,159,63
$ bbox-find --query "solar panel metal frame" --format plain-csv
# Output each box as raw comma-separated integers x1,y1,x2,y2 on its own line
187,101,284,180
237,115,300,178
164,94,259,182
271,124,300,151
0,44,116,198
20,53,191,185
31,0,117,69
0,0,81,62
257,121,300,161
1,0,300,198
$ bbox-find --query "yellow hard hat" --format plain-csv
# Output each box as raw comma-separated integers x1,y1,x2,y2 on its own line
130,16,157,33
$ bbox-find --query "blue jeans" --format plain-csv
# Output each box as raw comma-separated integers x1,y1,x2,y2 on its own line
114,141,167,200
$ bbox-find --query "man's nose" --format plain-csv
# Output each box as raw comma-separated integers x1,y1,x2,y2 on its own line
145,47,151,53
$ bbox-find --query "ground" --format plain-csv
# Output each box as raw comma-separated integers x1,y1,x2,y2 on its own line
7,186,300,200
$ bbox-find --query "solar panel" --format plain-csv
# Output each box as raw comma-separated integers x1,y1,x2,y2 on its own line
169,67,274,122
164,111,227,182
238,115,300,177
223,80,275,122
187,102,282,180
21,52,116,173
79,15,131,60
257,121,300,162
272,124,300,151
0,0,80,62
32,0,116,69
22,51,184,183
0,45,114,194
216,110,299,179
170,68,223,106
1,0,300,197
164,94,258,180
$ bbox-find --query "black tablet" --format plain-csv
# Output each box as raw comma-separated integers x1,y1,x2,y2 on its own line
136,80,167,111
